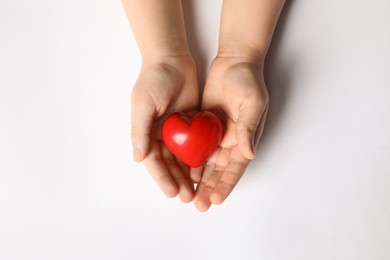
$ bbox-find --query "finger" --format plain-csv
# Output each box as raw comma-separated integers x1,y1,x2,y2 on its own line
143,140,179,198
193,164,218,212
210,148,249,205
194,148,230,212
236,105,264,160
161,145,194,203
190,166,203,184
254,103,269,149
192,149,220,212
131,93,155,162
176,159,192,178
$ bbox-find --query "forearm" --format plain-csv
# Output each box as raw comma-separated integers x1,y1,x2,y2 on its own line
121,0,190,61
218,0,286,62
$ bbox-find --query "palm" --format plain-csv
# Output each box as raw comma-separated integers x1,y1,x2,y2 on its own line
193,57,269,211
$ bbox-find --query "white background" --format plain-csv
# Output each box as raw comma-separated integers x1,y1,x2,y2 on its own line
1,0,390,259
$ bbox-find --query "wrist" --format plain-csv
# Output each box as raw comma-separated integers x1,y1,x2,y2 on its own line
140,37,192,63
214,50,265,72
142,51,194,67
140,53,196,81
217,40,267,65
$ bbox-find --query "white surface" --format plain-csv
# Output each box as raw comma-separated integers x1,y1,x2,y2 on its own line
1,0,390,259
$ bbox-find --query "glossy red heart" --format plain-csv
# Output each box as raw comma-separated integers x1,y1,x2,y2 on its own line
162,111,223,168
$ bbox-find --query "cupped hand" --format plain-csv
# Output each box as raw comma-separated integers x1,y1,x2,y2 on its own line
131,55,199,203
193,56,269,211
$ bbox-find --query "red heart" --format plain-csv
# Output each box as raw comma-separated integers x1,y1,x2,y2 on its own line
162,111,223,168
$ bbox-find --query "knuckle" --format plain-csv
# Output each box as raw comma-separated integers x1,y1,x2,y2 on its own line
156,174,170,184
201,183,215,194
237,121,257,134
164,155,177,165
148,152,164,163
246,122,258,133
218,179,235,191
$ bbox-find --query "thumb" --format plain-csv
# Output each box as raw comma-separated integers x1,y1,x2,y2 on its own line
131,98,155,162
236,106,263,160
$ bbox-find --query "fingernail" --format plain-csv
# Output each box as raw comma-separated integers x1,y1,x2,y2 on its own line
133,148,142,162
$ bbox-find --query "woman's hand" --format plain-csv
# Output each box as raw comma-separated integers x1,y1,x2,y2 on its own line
131,55,199,203
122,0,200,202
193,56,269,211
192,0,285,212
